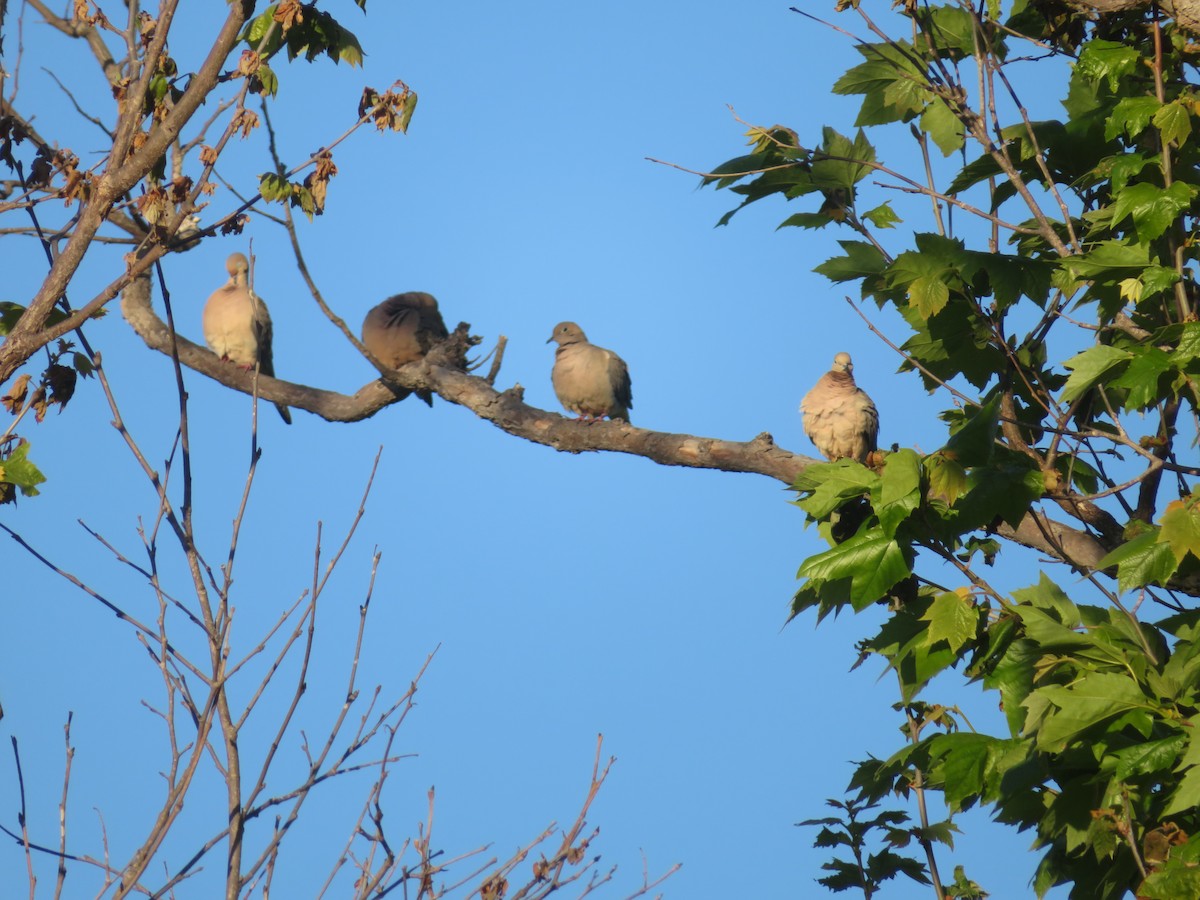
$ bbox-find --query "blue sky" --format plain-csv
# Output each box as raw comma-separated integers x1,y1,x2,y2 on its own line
1,2,1080,896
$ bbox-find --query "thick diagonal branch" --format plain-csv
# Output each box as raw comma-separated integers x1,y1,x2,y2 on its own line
118,273,1184,596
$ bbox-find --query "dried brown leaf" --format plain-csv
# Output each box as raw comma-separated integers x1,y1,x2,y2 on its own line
274,0,304,31
2,374,31,414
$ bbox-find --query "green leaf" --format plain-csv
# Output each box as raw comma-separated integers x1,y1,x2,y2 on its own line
244,6,276,44
882,76,928,120
1018,605,1114,663
921,98,965,155
258,172,291,202
1029,671,1153,752
253,63,279,97
946,153,1003,196
1061,345,1133,402
1171,322,1200,364
779,212,836,230
985,638,1038,736
965,613,1018,680
865,848,930,886
705,152,771,185
1180,726,1200,771
1076,40,1140,92
1062,240,1151,281
1013,572,1079,622
914,4,980,58
1109,182,1196,242
1097,531,1180,593
1163,765,1200,816
1139,265,1182,301
972,251,1053,309
867,599,959,699
833,41,927,127
1139,862,1200,900
861,202,901,229
1104,96,1161,142
813,127,876,191
919,819,961,850
945,864,987,899
814,240,889,283
0,441,46,496
921,590,979,654
927,733,992,811
898,299,1002,391
336,29,365,67
817,859,870,892
798,531,911,611
293,184,316,220
872,448,921,537
1101,151,1152,193
908,274,951,318
943,397,1000,468
926,451,968,506
1154,100,1192,147
793,460,879,520
1109,344,1173,409
398,89,418,133
1112,733,1186,780
955,459,1043,530
1159,498,1200,563
791,578,853,623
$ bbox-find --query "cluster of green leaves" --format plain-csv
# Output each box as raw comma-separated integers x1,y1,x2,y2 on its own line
798,796,930,897
242,2,367,73
259,170,322,220
710,0,1200,896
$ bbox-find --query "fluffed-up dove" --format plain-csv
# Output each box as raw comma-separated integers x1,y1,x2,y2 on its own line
202,252,292,424
360,292,449,406
547,321,633,422
800,351,878,463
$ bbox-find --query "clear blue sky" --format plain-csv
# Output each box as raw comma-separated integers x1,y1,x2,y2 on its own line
2,2,1075,896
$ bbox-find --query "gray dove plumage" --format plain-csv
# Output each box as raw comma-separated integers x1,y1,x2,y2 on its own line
547,321,632,422
202,252,291,424
800,351,878,462
361,292,449,406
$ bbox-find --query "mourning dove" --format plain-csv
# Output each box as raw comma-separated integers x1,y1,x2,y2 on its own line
800,352,878,463
202,252,291,424
547,321,632,422
360,292,449,406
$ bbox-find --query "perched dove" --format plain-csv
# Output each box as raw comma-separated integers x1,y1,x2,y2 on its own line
360,292,449,406
547,321,633,422
800,352,878,463
202,252,291,424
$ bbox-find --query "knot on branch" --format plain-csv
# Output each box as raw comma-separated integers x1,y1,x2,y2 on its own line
427,321,476,371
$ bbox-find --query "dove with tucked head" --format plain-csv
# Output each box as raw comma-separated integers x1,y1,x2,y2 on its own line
361,292,449,406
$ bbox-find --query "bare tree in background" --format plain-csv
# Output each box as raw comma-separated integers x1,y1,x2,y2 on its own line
0,2,685,896
2,360,677,895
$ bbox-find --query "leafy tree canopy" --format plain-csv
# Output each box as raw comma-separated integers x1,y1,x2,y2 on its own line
706,0,1200,896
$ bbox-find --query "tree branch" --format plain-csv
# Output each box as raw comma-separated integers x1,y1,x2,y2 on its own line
119,272,1195,597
